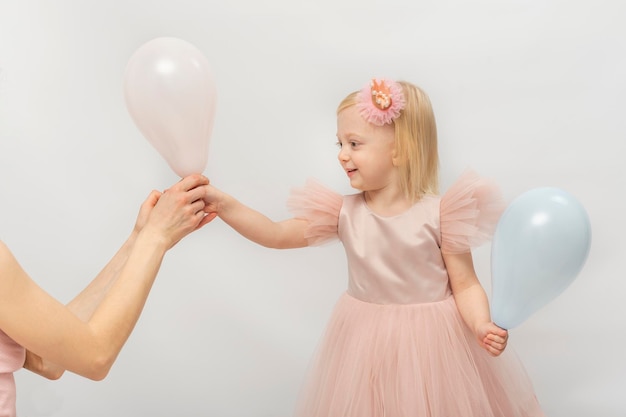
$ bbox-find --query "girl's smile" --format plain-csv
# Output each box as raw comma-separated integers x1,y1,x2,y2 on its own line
336,106,397,193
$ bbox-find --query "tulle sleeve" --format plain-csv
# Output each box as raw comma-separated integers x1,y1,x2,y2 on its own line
287,179,343,246
440,170,506,254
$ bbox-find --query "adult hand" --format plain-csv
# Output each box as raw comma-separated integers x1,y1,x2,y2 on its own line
133,190,162,235
141,174,214,249
23,350,64,380
476,322,508,356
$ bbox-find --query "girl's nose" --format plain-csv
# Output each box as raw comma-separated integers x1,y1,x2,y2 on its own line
338,147,349,162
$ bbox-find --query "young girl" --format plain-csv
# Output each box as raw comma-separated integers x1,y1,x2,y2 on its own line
203,79,544,416
0,174,213,417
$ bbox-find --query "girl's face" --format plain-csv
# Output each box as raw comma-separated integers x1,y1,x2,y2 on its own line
336,105,397,192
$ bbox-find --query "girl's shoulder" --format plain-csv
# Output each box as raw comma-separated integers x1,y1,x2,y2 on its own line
287,179,343,246
440,170,506,254
287,179,344,212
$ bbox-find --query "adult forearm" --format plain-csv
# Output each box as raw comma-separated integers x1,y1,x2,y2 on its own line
25,233,139,378
66,232,138,321
84,232,167,379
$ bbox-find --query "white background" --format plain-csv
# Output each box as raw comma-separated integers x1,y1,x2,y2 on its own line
1,0,624,416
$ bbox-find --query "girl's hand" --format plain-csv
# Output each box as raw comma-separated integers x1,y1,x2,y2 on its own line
202,183,224,215
476,322,508,356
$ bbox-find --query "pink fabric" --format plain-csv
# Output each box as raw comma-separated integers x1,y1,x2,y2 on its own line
287,179,343,246
0,330,25,417
356,78,406,126
295,295,544,417
342,194,451,305
287,173,544,417
440,169,506,254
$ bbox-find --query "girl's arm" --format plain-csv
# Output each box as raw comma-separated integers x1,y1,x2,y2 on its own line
1,174,213,381
204,184,309,249
443,251,508,357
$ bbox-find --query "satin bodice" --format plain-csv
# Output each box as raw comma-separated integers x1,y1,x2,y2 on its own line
338,194,452,305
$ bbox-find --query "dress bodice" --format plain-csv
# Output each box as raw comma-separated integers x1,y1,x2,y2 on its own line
287,170,505,306
339,194,451,304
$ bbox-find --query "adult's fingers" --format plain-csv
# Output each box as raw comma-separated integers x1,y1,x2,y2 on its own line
175,174,209,192
186,183,210,205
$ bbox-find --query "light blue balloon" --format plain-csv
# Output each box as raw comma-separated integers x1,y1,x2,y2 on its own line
490,187,591,329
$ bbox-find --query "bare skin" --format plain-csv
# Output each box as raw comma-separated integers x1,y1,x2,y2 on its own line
0,174,215,380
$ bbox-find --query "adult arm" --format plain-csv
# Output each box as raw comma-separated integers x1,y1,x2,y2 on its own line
1,174,212,380
23,189,164,379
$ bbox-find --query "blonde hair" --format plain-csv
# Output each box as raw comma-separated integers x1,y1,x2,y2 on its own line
337,81,439,201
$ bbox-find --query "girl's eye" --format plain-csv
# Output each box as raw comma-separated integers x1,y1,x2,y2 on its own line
335,141,342,148
350,141,358,148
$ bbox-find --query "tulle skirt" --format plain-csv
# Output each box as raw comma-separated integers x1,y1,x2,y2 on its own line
294,293,545,417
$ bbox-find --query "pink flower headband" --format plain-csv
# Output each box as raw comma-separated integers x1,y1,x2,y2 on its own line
356,78,406,126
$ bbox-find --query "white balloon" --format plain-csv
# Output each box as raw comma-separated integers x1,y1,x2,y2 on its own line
124,37,216,177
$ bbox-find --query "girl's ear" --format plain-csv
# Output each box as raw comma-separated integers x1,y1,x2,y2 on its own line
392,148,400,167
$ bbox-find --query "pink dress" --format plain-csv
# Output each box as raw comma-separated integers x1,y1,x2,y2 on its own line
287,171,545,417
0,329,25,417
